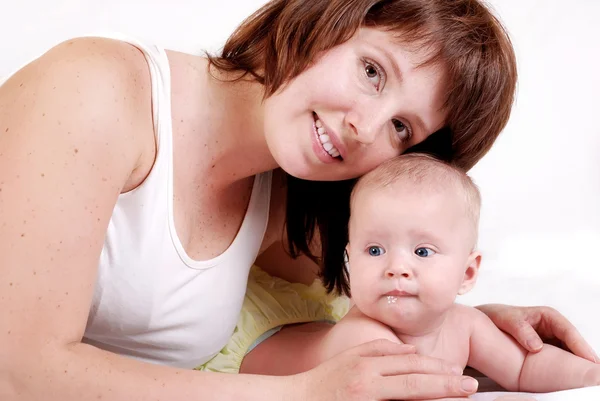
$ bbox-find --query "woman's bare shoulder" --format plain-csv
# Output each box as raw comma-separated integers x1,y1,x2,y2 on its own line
1,36,157,190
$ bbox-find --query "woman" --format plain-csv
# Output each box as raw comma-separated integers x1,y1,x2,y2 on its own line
0,0,595,400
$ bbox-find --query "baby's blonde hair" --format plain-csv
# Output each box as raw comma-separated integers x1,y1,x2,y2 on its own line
351,153,482,244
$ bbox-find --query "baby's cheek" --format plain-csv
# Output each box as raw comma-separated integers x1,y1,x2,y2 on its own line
424,274,449,293
422,276,459,307
359,283,385,315
349,281,372,305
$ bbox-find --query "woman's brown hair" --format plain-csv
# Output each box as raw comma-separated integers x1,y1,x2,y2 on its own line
208,0,517,295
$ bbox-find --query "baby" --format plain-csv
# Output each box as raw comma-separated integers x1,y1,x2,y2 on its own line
201,153,599,393
314,153,600,393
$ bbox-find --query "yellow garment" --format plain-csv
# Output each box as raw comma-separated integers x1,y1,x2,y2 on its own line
196,265,350,373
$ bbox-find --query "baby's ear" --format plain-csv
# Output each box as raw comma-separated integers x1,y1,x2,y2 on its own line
457,251,481,295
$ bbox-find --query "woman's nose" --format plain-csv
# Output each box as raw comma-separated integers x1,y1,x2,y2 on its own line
345,100,389,146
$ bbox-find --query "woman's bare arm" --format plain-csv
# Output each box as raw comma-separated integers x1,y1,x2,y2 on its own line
0,37,292,401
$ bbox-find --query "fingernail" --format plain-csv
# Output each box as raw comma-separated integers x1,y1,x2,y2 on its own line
526,338,543,351
451,366,463,375
461,377,478,393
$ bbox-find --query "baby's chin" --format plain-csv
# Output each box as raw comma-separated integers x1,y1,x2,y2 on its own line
376,300,423,324
375,300,454,334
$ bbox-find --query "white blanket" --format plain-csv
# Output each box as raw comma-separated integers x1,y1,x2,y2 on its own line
471,385,600,401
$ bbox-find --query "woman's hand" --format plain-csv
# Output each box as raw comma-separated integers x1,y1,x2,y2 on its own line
477,304,598,363
295,339,479,401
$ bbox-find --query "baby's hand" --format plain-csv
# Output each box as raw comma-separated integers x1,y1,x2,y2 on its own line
583,364,600,387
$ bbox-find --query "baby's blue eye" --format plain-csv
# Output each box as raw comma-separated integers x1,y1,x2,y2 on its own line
415,247,435,257
368,246,385,257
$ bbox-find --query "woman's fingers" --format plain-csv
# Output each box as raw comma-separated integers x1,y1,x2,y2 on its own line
478,304,598,363
307,339,476,400
420,399,470,401
481,304,544,352
513,318,544,353
419,397,469,401
372,353,464,376
352,338,417,357
537,307,598,363
378,373,478,400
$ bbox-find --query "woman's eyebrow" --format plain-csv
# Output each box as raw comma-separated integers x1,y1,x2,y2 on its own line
375,44,403,84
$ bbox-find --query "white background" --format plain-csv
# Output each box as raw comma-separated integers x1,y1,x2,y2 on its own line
1,0,599,359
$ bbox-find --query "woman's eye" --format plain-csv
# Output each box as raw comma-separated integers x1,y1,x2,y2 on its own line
415,247,435,258
365,63,378,78
364,60,384,90
392,119,411,142
368,246,385,257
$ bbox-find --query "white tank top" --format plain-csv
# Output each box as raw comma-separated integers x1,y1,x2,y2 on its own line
81,35,272,369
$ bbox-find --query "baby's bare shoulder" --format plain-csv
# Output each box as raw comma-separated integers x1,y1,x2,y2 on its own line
448,304,491,331
321,307,401,358
452,303,487,318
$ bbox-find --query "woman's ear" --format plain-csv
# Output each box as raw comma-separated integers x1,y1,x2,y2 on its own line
458,251,481,295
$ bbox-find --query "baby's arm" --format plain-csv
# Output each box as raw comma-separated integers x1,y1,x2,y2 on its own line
466,307,527,391
467,307,600,392
518,343,600,392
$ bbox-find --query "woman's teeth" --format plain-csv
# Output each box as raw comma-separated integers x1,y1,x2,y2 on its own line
315,118,340,158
